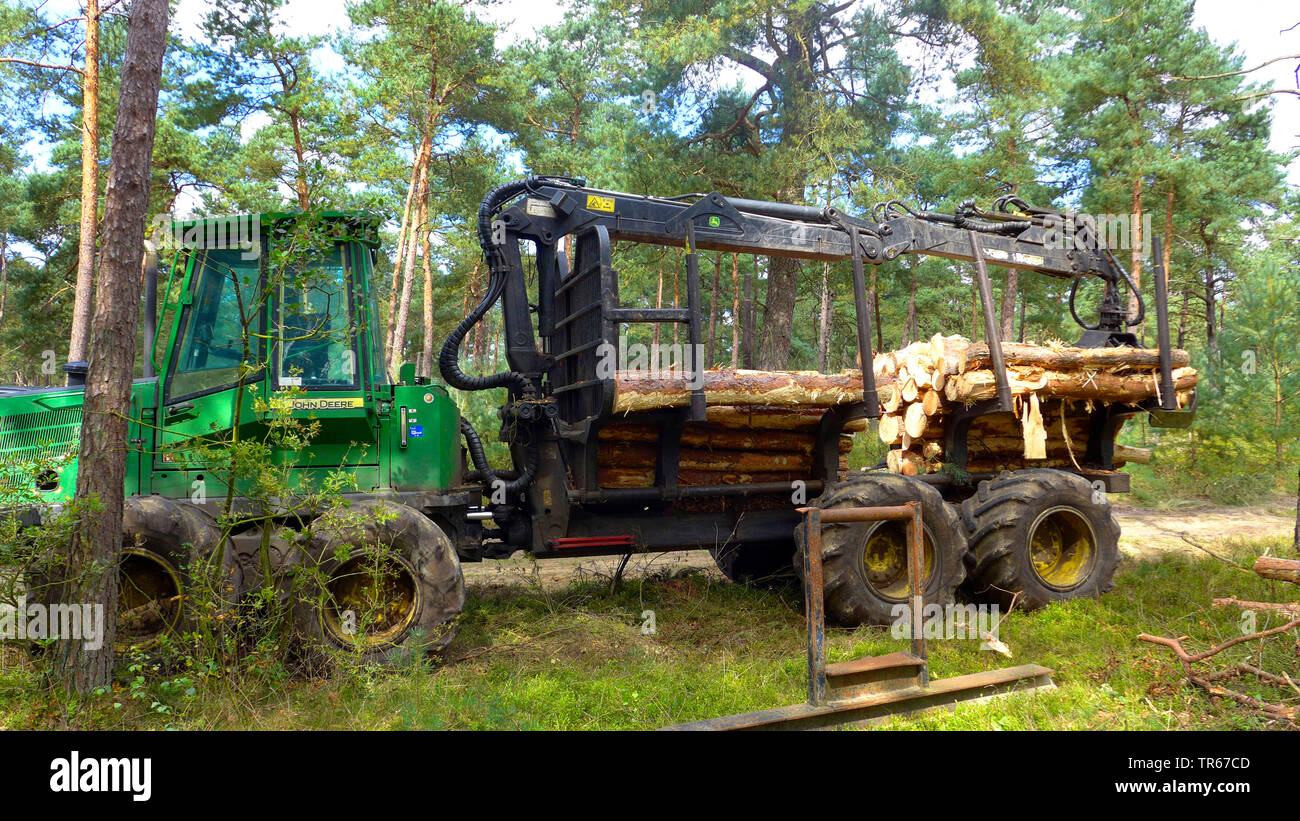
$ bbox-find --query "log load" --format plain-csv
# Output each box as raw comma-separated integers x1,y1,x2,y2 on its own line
586,333,1196,488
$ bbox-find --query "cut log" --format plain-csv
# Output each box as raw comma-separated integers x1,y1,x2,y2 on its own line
883,383,902,412
887,449,924,476
920,389,942,416
613,368,879,412
955,341,1191,373
1113,444,1152,464
1021,393,1047,460
1253,557,1300,585
598,467,810,488
945,365,1198,404
703,405,867,432
900,377,919,402
878,413,902,445
598,423,853,454
904,402,928,439
598,443,815,473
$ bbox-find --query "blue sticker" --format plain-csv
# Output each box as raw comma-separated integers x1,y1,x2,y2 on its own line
409,425,424,438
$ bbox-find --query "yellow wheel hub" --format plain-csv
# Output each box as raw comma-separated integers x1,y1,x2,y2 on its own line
1028,507,1096,590
322,552,420,649
117,546,183,649
861,521,934,601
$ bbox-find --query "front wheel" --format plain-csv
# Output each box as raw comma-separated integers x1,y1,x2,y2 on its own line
290,501,465,665
961,469,1121,610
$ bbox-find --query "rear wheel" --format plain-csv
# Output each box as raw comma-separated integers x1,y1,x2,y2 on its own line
961,469,1120,610
290,500,464,665
797,474,967,626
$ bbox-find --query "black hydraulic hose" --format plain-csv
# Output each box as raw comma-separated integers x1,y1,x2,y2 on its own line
459,417,537,495
438,179,535,392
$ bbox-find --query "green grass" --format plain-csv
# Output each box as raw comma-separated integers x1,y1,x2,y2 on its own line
2,538,1297,730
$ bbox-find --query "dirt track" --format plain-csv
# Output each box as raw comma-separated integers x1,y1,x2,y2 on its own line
462,503,1297,590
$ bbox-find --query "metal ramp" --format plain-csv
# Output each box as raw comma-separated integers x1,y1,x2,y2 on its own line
664,502,1055,730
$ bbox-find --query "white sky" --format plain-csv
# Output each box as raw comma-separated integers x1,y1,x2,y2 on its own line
29,0,1300,187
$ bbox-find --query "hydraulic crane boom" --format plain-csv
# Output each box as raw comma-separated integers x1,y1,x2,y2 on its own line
440,176,1178,514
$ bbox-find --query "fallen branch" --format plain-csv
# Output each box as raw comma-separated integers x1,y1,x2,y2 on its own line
1138,616,1300,725
1211,597,1300,615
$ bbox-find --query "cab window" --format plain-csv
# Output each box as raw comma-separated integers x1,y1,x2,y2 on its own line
168,249,261,401
277,247,358,389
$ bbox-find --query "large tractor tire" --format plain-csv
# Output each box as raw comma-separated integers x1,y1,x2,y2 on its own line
961,469,1121,610
710,540,796,588
25,497,221,653
290,500,464,665
797,474,967,627
115,497,224,649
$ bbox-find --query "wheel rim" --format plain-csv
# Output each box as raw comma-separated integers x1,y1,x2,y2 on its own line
322,551,421,649
117,546,183,648
1028,506,1097,591
859,521,935,601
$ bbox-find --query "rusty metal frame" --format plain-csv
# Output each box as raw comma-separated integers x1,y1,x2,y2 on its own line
664,502,1055,730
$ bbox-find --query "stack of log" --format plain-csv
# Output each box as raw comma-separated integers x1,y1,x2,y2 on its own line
598,334,1197,487
596,409,860,489
873,334,1196,475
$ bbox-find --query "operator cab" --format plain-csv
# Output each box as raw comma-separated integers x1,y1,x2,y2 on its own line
151,213,387,493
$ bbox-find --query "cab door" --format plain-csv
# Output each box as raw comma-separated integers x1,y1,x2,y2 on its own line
270,242,378,475
153,247,266,498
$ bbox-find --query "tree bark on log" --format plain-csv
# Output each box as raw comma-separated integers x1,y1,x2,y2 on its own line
945,366,1198,404
613,369,881,413
598,423,852,454
955,341,1190,373
1253,557,1300,585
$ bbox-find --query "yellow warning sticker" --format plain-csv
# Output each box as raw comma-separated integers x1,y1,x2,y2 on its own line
290,397,365,411
586,194,615,213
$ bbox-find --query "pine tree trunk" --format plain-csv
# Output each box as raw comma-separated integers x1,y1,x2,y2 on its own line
67,0,100,371
384,151,423,365
55,0,168,694
419,167,434,379
730,253,739,369
1000,268,1017,342
1129,175,1143,322
1017,288,1026,342
653,265,663,348
471,261,485,361
1293,465,1299,556
1177,286,1188,349
904,262,916,347
818,260,832,371
706,252,720,367
289,111,309,210
1204,269,1217,359
0,232,7,335
872,277,882,352
742,257,755,368
389,130,432,375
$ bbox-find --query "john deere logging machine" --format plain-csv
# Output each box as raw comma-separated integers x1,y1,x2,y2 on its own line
0,176,1194,660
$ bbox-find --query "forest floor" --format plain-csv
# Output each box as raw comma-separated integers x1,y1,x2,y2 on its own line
2,498,1297,730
